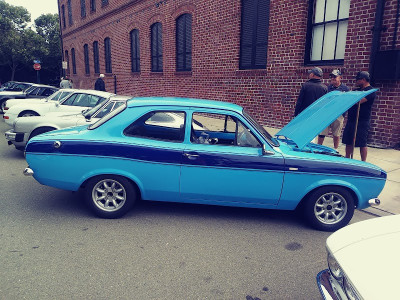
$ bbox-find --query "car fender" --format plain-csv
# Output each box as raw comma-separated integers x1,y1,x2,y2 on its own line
80,168,145,198
302,178,361,204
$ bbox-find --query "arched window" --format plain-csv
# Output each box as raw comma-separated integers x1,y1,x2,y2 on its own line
93,41,100,74
71,48,77,74
104,37,112,73
65,50,70,75
151,23,163,72
176,14,192,71
130,29,140,72
84,44,90,75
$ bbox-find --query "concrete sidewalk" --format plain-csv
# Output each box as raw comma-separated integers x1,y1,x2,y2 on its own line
266,127,400,216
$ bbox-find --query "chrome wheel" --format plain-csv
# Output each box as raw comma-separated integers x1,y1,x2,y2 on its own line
92,179,127,212
314,192,347,225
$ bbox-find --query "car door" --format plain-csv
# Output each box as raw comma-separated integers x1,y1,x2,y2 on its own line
180,110,285,207
122,108,187,202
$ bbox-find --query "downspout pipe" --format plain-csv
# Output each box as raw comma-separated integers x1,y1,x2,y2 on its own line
57,0,65,79
393,0,400,49
369,0,386,84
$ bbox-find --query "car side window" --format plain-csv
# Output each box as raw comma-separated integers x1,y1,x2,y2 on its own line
72,94,91,107
124,111,186,143
29,87,42,95
61,94,78,105
191,112,261,147
42,88,55,96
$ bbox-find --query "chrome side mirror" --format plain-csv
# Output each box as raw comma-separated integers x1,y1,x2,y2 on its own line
262,144,274,155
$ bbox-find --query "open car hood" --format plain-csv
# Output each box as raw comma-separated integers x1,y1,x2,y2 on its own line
276,89,378,149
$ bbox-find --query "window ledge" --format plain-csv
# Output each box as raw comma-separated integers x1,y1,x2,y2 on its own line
150,72,163,76
175,71,192,76
235,69,268,76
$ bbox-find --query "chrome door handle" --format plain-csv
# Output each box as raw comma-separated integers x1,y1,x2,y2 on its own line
183,153,199,160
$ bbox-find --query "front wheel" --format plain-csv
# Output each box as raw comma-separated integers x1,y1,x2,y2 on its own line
84,175,137,218
303,186,355,231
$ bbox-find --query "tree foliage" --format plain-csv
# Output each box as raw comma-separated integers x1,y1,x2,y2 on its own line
0,0,61,84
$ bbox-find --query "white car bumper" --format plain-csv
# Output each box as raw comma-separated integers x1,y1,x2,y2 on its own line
5,129,27,149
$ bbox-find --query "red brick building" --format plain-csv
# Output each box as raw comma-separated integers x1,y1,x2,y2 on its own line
58,0,400,148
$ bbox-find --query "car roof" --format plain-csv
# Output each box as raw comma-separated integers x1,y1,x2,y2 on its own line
110,95,132,101
126,97,243,113
29,84,58,89
69,89,115,97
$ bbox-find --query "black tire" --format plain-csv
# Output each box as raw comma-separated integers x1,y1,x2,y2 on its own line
29,127,55,140
303,186,355,232
19,110,39,117
0,99,8,113
84,175,136,218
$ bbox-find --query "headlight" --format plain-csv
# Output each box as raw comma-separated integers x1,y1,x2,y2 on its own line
327,253,343,279
343,276,360,300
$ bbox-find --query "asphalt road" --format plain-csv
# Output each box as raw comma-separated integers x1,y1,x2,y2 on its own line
0,119,374,300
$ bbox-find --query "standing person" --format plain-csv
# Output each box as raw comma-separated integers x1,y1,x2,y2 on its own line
318,69,350,149
69,78,74,89
60,77,71,88
94,74,106,91
294,67,328,117
342,71,376,162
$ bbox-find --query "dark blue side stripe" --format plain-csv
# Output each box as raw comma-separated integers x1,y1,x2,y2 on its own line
26,140,386,179
285,158,386,179
26,140,285,172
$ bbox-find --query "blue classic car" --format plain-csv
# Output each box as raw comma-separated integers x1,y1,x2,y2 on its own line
24,91,386,231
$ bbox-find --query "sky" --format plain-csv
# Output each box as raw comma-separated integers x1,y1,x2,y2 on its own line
4,0,59,24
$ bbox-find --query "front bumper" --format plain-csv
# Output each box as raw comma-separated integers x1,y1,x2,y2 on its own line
5,129,26,146
316,269,346,300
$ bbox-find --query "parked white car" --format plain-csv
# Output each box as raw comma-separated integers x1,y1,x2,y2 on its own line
0,83,33,112
317,214,400,299
5,95,130,150
3,90,115,127
3,89,75,112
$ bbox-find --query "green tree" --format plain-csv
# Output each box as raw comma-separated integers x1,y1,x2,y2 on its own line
34,14,62,82
0,0,32,80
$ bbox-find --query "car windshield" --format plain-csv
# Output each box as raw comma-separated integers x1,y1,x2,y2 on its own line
243,109,279,147
47,90,72,101
82,100,108,118
88,102,127,130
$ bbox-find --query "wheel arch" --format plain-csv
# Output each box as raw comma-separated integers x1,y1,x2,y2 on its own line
295,182,360,211
29,126,58,140
18,110,40,117
79,171,143,200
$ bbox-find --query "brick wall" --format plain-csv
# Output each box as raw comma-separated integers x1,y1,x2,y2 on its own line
59,0,400,148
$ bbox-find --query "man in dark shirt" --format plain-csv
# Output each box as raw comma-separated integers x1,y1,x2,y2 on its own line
318,69,349,149
294,67,328,116
342,71,376,161
94,74,106,91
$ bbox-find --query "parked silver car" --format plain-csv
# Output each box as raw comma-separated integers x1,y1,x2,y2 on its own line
5,96,130,150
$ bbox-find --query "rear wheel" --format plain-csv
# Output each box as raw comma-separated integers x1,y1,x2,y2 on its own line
84,175,136,218
19,110,39,117
304,186,355,231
